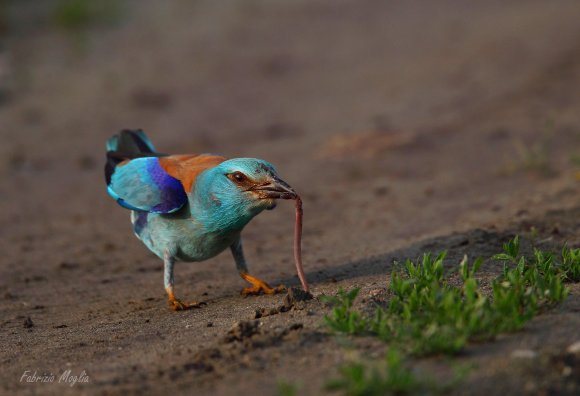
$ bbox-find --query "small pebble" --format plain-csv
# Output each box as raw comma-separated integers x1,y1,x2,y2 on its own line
566,340,580,354
562,366,572,377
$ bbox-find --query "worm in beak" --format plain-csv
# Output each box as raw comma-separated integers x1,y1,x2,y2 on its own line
250,178,309,292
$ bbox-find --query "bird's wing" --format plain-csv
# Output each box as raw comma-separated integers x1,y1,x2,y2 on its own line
107,157,187,213
107,154,226,213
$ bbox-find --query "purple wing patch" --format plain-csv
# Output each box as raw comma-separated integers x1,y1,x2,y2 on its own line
146,160,188,213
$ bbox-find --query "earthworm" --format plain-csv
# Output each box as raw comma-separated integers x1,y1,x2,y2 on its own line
293,195,309,292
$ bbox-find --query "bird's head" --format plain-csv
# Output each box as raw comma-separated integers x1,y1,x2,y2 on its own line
195,158,296,230
220,158,296,207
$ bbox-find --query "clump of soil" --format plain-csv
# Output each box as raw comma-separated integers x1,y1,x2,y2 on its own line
223,320,261,343
283,287,314,307
254,287,314,318
22,317,34,329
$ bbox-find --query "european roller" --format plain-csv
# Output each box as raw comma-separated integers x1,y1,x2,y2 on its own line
104,130,308,311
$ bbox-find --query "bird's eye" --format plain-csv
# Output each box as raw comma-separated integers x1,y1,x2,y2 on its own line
230,171,247,183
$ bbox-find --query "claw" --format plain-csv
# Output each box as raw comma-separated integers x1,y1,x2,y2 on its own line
241,284,285,296
240,272,285,296
168,298,206,311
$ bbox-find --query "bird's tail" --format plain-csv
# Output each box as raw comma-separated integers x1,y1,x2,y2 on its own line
105,129,157,184
106,129,156,155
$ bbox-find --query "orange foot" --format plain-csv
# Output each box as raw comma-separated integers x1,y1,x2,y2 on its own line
168,297,206,311
240,272,285,296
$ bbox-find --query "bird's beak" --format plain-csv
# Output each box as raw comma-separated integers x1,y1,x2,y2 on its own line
250,177,297,200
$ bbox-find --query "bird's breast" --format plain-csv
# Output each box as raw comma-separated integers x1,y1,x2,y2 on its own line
174,231,238,262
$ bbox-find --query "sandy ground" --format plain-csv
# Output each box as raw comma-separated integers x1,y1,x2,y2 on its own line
1,0,580,394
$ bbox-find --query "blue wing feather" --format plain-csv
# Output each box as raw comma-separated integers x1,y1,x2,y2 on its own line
107,157,187,213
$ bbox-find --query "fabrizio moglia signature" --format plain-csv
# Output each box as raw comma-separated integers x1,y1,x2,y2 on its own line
20,369,90,387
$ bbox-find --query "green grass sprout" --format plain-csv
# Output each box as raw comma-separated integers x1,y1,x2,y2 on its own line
326,349,432,396
321,288,367,335
324,236,573,355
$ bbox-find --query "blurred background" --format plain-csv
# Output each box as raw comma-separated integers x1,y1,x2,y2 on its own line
2,0,580,394
2,0,580,261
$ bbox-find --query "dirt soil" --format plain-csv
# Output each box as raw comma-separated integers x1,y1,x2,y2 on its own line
2,1,580,395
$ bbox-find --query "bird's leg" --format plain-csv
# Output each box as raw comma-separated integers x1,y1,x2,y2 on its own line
230,237,285,296
164,252,204,311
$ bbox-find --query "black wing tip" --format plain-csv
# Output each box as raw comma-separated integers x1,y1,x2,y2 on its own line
106,129,155,154
105,129,157,184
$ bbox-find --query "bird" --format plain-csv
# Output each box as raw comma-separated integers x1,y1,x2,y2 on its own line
104,129,304,311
